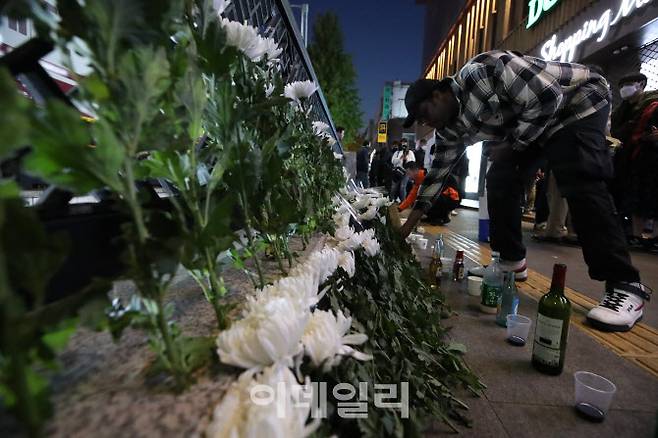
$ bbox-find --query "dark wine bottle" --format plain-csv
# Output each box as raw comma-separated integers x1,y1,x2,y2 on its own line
532,263,571,375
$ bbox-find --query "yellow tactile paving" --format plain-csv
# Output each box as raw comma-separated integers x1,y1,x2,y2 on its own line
424,224,658,379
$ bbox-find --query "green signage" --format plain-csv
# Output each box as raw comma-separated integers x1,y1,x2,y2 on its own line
382,85,392,121
527,0,560,29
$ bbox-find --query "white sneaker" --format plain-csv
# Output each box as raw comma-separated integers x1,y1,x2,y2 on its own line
468,259,528,281
587,283,651,332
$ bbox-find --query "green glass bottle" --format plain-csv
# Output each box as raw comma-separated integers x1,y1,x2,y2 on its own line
532,263,571,375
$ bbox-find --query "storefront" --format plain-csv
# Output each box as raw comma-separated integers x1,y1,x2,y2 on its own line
529,0,658,100
418,0,658,207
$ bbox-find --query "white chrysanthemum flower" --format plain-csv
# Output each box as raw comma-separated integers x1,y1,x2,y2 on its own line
275,271,321,308
297,247,340,285
333,211,350,228
334,225,355,242
264,83,275,97
358,206,378,221
302,310,372,372
213,0,230,15
338,231,365,251
361,236,381,257
216,297,308,369
351,195,370,210
339,188,357,201
283,80,318,104
206,365,318,438
221,18,269,61
312,121,331,136
333,152,343,160
262,37,282,61
371,196,392,209
337,251,355,277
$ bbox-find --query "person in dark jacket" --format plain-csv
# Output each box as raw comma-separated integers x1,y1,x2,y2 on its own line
356,140,371,188
611,73,658,249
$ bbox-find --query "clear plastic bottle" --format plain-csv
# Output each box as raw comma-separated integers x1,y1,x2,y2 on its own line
496,271,519,326
480,251,503,314
436,234,445,258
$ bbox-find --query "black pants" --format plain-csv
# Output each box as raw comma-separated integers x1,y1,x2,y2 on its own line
427,196,460,222
534,172,549,224
486,106,640,283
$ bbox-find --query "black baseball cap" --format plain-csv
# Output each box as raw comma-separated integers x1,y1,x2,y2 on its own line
619,73,647,86
403,79,441,128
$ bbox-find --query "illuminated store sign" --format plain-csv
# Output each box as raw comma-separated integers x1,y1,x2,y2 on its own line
540,0,654,62
527,0,560,28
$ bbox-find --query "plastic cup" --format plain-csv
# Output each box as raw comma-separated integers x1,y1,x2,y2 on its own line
417,237,428,250
574,371,617,422
506,315,531,346
441,258,452,275
467,276,483,296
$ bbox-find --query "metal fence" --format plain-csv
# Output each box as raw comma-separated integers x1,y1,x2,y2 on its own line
224,0,343,153
640,39,658,92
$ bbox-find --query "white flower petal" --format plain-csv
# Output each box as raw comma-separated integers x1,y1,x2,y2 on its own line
302,310,370,370
283,80,318,104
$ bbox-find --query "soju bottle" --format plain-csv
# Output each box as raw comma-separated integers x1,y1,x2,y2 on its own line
480,252,503,314
532,263,571,375
428,239,443,285
496,271,519,326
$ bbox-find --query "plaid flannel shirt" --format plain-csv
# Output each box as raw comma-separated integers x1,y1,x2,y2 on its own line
414,50,611,212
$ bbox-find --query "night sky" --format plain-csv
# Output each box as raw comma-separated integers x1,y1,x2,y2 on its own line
303,0,425,126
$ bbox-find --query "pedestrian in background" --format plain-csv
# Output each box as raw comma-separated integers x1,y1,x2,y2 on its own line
356,140,371,188
611,73,658,250
390,138,416,201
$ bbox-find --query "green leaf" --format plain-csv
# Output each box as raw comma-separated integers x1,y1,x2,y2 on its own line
175,69,207,141
180,335,215,371
2,198,68,306
447,342,468,354
0,180,20,199
41,319,77,353
26,100,124,193
0,68,32,159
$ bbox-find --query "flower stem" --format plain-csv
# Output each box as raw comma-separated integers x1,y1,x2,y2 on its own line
154,291,187,389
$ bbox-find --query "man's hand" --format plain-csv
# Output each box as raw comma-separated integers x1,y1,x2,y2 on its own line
399,209,424,238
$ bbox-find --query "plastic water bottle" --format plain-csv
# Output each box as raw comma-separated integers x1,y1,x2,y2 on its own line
480,251,503,314
436,234,445,258
496,271,519,326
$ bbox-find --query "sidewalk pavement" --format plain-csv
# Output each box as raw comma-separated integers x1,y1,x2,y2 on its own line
413,209,658,437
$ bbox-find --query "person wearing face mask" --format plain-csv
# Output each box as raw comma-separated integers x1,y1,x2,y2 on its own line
611,73,658,250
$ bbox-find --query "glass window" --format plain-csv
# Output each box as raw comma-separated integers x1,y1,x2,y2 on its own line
8,17,28,35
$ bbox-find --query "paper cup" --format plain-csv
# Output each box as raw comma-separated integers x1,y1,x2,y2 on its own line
467,276,483,296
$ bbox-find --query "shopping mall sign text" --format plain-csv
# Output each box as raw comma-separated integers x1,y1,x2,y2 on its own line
540,0,655,62
527,0,560,29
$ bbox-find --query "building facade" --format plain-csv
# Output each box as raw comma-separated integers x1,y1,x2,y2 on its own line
376,80,416,147
421,0,658,94
417,0,658,200
0,1,90,94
